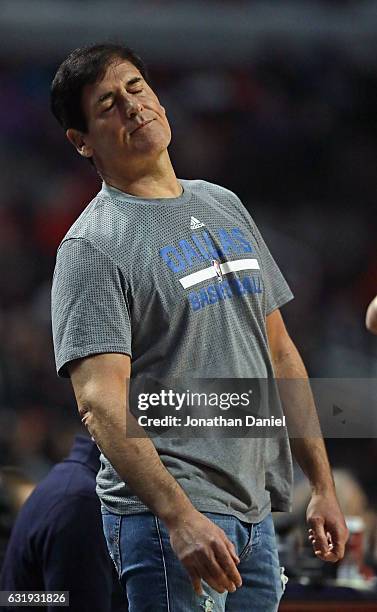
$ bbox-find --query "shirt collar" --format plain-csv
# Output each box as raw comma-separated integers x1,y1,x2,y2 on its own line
63,435,100,474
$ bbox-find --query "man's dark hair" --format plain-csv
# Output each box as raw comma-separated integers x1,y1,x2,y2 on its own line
50,43,148,133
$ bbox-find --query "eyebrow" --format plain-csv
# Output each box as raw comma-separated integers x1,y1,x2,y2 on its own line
96,76,143,105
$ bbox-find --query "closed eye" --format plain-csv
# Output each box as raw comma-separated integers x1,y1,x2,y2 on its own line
103,102,114,113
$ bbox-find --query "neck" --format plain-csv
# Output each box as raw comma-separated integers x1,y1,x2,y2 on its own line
100,152,182,199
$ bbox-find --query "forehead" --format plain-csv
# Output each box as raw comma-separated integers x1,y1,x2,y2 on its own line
95,59,142,90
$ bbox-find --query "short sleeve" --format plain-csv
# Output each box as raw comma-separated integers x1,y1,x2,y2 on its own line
250,221,294,315
51,238,132,378
226,189,294,315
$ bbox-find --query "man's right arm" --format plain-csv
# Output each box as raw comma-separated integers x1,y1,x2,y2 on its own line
69,352,242,596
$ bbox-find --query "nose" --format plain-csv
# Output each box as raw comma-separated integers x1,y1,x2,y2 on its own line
120,91,143,119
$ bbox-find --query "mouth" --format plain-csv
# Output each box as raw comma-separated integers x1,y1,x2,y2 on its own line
131,119,154,135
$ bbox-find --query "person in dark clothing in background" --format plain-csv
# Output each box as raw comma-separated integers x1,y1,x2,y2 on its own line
0,468,35,573
0,435,125,612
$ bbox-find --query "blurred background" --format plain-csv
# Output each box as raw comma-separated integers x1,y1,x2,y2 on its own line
1,0,377,607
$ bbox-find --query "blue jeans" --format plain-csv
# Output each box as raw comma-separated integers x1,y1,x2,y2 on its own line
102,510,287,612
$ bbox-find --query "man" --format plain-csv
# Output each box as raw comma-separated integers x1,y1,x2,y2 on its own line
50,43,348,611
0,435,125,612
366,295,377,334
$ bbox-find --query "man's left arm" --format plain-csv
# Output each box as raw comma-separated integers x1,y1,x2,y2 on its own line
266,309,349,562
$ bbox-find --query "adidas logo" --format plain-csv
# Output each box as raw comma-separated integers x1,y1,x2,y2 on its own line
190,216,205,230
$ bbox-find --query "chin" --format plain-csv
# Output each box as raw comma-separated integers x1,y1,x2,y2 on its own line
134,136,170,157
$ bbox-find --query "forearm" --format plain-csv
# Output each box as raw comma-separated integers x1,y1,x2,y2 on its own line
79,389,193,527
272,337,334,493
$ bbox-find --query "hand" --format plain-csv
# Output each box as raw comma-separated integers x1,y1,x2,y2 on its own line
306,491,349,562
167,509,242,595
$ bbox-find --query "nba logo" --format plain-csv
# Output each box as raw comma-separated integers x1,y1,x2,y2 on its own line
212,259,223,282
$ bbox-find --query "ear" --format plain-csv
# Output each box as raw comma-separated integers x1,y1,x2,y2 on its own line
66,128,93,158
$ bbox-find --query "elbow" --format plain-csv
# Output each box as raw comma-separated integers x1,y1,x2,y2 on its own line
270,335,296,367
74,383,125,435
75,384,103,429
77,401,92,427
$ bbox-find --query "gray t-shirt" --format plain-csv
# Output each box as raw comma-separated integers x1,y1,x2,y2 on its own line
52,179,294,522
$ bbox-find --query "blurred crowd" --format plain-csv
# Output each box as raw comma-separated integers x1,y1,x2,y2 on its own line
0,41,376,492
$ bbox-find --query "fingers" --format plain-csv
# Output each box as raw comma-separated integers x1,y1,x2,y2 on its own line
308,527,340,563
308,521,348,563
330,541,345,561
213,540,242,588
186,567,204,596
319,551,338,562
187,557,232,595
199,539,242,593
224,537,240,565
185,539,242,595
329,526,348,561
307,517,329,557
170,513,244,596
199,556,237,593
